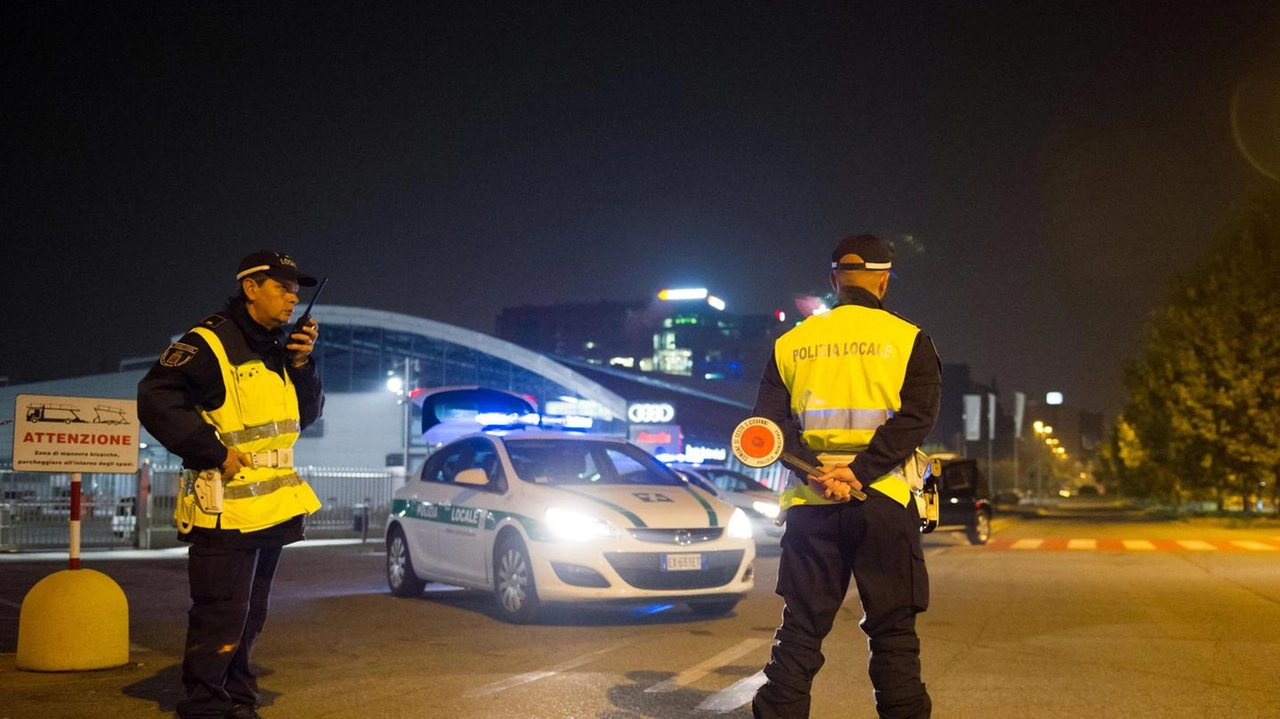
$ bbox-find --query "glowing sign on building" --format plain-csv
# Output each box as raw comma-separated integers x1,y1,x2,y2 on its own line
657,288,726,311
627,402,676,423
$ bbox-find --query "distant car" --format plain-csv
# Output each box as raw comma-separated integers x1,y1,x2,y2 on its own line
112,497,137,539
667,464,784,545
929,455,993,545
2,490,39,520
385,429,757,623
993,489,1024,506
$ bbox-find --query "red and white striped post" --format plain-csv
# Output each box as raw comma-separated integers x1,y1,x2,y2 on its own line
68,473,82,570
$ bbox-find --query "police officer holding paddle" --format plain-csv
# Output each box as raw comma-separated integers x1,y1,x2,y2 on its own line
751,234,942,719
138,251,325,719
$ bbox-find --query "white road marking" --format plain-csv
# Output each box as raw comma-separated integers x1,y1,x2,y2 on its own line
1011,539,1042,550
1122,540,1156,551
464,640,633,697
1177,540,1217,551
646,638,770,693
1231,540,1278,551
1067,539,1095,550
697,669,769,712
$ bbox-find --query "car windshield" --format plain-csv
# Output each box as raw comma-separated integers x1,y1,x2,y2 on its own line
505,438,685,487
675,470,717,494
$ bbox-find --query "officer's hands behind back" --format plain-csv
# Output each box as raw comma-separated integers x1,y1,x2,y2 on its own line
812,465,863,502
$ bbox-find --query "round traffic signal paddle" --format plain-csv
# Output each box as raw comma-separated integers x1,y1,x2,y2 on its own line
731,416,785,467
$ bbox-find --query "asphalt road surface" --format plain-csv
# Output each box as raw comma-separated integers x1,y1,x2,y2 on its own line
2,512,1278,719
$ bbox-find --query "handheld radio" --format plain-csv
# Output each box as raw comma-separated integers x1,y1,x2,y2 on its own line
291,277,329,336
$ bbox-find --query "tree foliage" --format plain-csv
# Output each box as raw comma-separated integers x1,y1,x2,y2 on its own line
1110,189,1280,509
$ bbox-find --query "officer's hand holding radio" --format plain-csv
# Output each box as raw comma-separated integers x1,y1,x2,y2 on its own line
287,320,319,368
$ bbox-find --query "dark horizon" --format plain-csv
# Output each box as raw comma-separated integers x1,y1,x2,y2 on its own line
4,1,1279,420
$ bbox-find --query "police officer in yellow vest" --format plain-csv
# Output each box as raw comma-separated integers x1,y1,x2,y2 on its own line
752,234,941,719
138,251,324,719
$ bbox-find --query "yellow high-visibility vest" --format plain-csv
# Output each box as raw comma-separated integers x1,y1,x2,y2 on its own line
774,304,919,508
173,324,321,533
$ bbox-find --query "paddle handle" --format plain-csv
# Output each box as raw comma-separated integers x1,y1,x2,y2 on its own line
782,452,868,501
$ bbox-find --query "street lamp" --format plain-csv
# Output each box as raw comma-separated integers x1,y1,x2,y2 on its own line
386,359,413,481
1033,422,1053,502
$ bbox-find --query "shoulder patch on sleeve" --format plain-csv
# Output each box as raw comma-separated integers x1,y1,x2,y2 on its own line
159,342,199,368
199,313,228,329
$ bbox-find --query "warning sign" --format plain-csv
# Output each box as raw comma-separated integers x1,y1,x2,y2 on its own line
12,394,140,473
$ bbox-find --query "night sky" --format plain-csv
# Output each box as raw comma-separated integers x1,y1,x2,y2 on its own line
4,1,1278,420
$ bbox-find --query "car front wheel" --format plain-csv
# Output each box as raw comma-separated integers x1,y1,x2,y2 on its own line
494,534,540,624
966,509,991,545
387,527,426,597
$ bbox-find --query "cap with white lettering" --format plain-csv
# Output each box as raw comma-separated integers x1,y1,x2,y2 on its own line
235,250,317,287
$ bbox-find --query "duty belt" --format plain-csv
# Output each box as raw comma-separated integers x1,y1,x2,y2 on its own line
223,471,305,500
250,448,294,468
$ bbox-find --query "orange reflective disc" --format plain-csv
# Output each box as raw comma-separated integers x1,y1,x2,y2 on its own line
739,424,776,458
731,416,784,467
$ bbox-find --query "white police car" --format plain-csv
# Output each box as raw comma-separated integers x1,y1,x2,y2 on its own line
385,429,756,623
668,464,785,545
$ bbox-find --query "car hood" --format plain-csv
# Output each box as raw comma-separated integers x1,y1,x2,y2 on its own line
543,483,727,529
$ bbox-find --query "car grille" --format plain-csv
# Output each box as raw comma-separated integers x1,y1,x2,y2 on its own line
628,527,723,545
604,550,745,590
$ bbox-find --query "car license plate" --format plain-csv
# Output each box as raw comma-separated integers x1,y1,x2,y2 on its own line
662,553,703,571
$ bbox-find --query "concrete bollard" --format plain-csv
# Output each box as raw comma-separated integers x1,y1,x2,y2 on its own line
17,568,129,671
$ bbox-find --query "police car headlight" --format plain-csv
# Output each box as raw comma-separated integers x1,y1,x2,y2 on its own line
727,508,754,539
751,500,780,519
545,508,618,542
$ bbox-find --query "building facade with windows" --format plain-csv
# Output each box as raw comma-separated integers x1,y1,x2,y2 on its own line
497,288,786,383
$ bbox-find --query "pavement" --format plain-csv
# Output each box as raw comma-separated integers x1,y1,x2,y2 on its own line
4,515,1278,719
0,539,370,719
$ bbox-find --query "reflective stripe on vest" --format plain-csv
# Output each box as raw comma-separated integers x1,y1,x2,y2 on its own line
223,471,304,500
219,419,301,446
800,408,892,431
774,305,919,508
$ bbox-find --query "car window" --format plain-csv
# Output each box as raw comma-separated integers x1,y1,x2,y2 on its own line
505,439,684,487
421,438,505,491
943,462,976,493
421,443,466,484
702,468,771,493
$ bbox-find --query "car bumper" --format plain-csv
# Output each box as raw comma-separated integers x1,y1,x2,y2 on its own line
528,535,756,603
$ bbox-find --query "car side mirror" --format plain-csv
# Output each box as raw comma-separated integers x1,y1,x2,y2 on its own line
454,468,490,487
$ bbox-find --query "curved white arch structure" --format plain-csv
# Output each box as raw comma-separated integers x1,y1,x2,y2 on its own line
311,305,626,420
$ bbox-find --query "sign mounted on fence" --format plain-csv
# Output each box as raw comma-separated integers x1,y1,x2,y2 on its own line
12,394,140,473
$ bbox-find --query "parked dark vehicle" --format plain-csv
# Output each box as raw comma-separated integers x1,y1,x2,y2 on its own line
930,455,992,545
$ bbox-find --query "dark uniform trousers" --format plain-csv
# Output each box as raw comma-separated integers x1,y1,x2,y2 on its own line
179,544,283,718
754,489,931,719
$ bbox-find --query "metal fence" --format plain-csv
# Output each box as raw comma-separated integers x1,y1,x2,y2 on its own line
0,466,397,552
